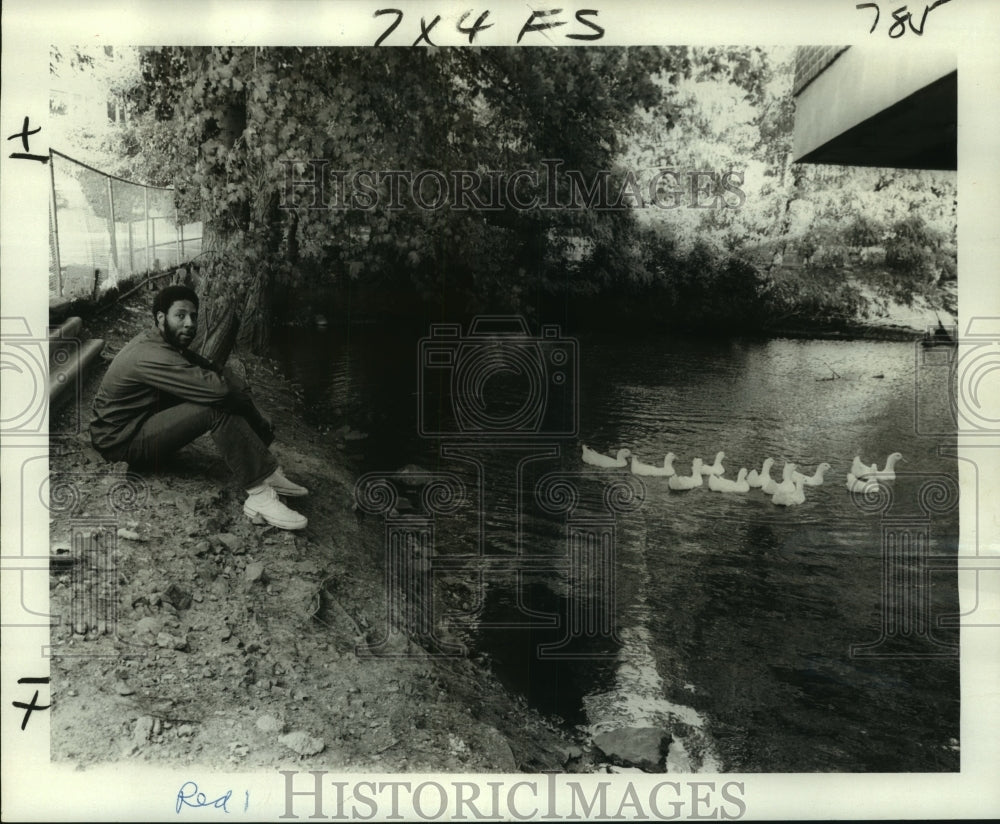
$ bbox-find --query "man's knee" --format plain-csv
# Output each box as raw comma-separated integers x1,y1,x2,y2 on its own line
206,406,231,430
210,407,264,442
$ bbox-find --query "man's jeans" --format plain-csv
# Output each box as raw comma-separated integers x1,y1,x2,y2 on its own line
123,401,278,490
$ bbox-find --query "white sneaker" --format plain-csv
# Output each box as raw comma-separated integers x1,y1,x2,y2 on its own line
244,486,308,530
266,466,309,497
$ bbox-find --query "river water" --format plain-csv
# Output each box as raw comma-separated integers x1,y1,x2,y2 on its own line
271,324,960,773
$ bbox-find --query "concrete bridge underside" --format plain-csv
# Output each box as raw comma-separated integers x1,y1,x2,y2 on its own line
793,47,956,170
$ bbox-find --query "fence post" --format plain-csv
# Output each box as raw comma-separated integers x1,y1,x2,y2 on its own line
49,149,63,298
104,177,118,298
174,204,182,267
144,187,150,284
128,221,135,274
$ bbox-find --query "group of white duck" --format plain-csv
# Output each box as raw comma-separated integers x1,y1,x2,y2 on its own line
581,444,905,507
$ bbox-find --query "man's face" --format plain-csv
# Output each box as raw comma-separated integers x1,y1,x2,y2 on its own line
157,299,198,349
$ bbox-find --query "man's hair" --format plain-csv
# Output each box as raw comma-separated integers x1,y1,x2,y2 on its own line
152,285,199,320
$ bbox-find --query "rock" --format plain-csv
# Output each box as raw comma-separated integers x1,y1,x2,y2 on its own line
216,533,243,554
177,724,195,737
197,514,226,536
470,725,518,772
156,631,188,651
172,495,196,516
117,528,146,542
228,742,250,759
133,716,154,745
256,714,285,734
115,681,136,696
666,738,694,773
245,561,265,583
397,465,431,487
196,559,219,582
280,730,325,756
135,616,163,643
220,625,232,641
152,718,162,736
163,583,193,611
192,540,212,557
593,727,670,773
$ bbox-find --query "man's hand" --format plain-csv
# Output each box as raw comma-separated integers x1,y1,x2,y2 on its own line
222,364,249,393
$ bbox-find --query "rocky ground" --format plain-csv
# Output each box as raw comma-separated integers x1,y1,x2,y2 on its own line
47,284,680,775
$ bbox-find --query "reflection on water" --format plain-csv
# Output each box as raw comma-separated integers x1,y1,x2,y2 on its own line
272,327,960,772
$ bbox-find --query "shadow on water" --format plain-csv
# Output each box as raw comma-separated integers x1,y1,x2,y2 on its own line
471,581,620,726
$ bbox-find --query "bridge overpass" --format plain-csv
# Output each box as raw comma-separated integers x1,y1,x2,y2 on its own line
792,47,956,170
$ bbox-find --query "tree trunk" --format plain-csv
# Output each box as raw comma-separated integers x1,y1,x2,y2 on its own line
193,224,277,366
191,87,249,367
192,234,242,367
767,163,805,278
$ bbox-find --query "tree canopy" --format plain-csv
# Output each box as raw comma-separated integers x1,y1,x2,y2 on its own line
75,45,957,353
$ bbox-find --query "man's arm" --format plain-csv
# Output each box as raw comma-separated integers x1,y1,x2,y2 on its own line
133,348,234,404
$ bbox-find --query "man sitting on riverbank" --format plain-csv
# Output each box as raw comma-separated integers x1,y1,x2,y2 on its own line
90,285,309,530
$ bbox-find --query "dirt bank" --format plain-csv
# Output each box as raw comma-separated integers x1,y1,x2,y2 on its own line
48,286,591,774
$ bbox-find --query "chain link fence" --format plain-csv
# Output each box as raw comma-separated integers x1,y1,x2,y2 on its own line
48,149,203,301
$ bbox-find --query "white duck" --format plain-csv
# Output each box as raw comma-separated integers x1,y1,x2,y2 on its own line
762,462,796,495
851,455,877,479
699,451,726,476
772,476,806,506
747,457,774,489
846,472,880,493
709,468,750,493
668,458,704,490
792,462,832,487
582,445,631,468
631,452,677,477
868,452,905,481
